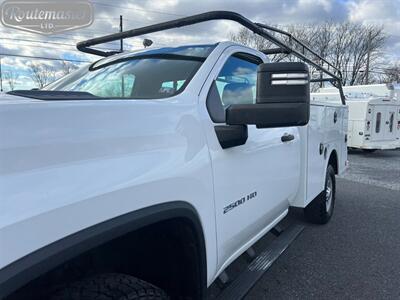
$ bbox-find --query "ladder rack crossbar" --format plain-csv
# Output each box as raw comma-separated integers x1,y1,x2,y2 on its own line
76,11,345,104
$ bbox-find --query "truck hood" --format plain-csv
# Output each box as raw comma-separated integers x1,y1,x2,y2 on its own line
0,91,211,273
0,92,202,224
0,93,43,104
0,93,194,177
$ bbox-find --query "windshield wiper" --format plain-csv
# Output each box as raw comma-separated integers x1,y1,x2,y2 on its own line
7,90,100,101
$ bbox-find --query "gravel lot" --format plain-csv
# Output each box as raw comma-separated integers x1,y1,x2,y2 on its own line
244,149,400,299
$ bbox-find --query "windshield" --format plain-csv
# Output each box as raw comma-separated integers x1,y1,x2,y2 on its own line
44,44,216,99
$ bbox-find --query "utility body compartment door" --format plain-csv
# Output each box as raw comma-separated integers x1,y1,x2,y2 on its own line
384,106,397,140
370,105,396,141
306,103,347,203
306,104,327,201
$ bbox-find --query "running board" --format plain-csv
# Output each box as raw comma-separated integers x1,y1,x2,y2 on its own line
216,224,304,300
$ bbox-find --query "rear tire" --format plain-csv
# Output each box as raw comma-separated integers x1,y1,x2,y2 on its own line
304,165,336,224
50,273,169,300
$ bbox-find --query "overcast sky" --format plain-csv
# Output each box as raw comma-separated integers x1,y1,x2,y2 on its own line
0,0,399,90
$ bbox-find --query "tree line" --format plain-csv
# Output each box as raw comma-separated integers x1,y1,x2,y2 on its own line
2,60,78,91
2,21,399,91
231,21,399,86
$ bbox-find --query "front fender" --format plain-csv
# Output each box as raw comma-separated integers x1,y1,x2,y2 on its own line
0,96,217,296
0,201,207,298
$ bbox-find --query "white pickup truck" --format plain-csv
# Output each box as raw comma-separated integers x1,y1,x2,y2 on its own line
0,12,348,300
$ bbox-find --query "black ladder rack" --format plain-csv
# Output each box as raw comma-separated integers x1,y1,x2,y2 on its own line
76,11,346,104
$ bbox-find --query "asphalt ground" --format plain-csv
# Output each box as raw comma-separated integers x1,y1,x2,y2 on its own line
343,149,400,191
246,149,400,299
209,149,400,299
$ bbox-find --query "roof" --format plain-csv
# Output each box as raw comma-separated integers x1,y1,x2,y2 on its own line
90,43,219,68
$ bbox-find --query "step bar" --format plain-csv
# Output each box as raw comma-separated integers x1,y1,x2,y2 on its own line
215,224,304,300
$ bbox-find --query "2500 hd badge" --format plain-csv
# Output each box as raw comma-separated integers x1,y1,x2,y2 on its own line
223,191,258,214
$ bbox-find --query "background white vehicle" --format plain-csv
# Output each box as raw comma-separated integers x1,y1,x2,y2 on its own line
320,83,400,101
0,12,348,300
315,84,400,151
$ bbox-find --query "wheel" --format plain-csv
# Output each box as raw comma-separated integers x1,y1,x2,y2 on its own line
50,273,169,300
362,149,377,153
304,165,336,224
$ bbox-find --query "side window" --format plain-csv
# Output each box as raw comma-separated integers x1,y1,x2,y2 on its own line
122,74,135,97
206,53,262,123
160,80,186,96
95,74,135,98
376,112,381,133
389,112,394,132
216,54,261,107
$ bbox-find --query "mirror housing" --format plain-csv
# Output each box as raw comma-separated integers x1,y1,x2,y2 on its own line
226,62,310,128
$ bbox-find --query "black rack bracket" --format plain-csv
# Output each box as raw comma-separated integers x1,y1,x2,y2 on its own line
77,11,346,105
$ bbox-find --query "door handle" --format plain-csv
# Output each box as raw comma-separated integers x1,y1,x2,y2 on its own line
281,133,295,142
334,111,338,123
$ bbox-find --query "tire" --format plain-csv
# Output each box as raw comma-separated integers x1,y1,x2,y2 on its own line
362,149,377,153
304,165,336,224
50,273,169,300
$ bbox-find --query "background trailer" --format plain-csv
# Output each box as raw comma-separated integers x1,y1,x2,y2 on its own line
313,85,400,151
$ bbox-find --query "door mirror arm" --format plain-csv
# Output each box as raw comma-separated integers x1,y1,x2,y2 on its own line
214,124,248,149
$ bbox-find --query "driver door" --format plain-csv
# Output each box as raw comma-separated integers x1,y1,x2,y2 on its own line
200,49,301,271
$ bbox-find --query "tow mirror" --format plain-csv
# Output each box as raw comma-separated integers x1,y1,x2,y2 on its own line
226,62,310,128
